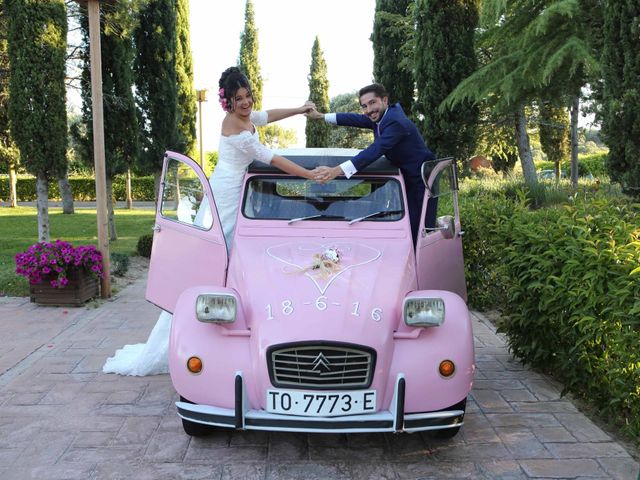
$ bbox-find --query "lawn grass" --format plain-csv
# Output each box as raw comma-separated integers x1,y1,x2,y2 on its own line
0,206,155,296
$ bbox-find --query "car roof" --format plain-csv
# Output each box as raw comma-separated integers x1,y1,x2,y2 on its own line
248,148,399,175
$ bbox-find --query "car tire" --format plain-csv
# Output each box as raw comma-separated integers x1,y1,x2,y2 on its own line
426,397,466,440
179,396,215,437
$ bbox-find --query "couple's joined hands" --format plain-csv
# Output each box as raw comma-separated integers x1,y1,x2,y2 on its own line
297,101,325,120
310,166,341,184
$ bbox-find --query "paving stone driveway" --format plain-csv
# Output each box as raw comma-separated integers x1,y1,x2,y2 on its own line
0,274,638,480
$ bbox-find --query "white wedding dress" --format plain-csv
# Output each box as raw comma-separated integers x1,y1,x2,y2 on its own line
103,111,274,376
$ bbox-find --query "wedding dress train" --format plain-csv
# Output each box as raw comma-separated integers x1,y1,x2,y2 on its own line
102,310,171,376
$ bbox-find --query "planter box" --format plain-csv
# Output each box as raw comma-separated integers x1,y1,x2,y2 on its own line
29,270,100,307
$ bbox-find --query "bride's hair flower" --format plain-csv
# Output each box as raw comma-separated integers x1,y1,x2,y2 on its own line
218,87,230,112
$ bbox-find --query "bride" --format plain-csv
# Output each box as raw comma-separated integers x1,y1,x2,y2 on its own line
103,66,321,376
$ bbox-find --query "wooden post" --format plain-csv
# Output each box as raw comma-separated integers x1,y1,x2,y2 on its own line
126,168,133,209
196,89,207,170
87,0,111,298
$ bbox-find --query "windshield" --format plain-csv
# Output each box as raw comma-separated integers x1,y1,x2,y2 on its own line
242,177,404,222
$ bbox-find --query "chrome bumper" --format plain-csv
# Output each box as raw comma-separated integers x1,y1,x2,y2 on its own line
176,373,465,434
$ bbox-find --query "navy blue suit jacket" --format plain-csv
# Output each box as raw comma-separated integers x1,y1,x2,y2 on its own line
336,103,436,241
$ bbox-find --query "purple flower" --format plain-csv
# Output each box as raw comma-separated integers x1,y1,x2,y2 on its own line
14,240,105,288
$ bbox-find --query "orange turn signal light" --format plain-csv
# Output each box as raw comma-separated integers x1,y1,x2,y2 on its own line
439,360,455,377
187,356,203,374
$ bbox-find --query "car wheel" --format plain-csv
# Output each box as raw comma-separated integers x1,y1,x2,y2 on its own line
426,397,466,440
180,396,215,437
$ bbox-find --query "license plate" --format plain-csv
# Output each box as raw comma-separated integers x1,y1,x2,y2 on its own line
266,389,376,417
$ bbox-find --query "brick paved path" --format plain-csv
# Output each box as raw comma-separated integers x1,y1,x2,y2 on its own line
0,274,638,479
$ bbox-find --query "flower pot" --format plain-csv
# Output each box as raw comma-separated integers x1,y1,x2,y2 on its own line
29,269,100,307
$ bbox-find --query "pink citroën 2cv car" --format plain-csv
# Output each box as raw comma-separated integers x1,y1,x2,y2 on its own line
146,148,475,438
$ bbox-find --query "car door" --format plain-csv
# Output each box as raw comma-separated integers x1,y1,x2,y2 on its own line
415,158,467,301
146,151,228,313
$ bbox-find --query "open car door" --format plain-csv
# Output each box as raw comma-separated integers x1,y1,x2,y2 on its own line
415,158,467,301
145,151,228,313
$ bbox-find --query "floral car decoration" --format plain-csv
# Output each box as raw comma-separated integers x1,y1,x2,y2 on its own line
147,148,475,437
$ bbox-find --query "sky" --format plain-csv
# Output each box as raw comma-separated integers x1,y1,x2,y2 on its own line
188,0,376,152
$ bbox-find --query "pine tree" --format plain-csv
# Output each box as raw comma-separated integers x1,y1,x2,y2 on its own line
305,37,330,148
601,0,640,196
7,0,67,241
414,0,478,165
175,0,196,157
371,0,414,112
77,1,140,238
538,102,569,179
443,0,601,187
134,0,178,182
238,0,262,110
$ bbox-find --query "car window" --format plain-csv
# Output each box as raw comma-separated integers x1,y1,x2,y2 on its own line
243,177,404,221
160,158,213,229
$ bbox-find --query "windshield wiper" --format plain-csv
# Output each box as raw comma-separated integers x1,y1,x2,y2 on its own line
348,209,403,225
288,213,347,224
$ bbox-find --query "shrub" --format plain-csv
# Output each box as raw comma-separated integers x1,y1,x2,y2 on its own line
460,181,640,440
136,233,154,258
0,175,156,202
110,252,130,277
536,153,608,178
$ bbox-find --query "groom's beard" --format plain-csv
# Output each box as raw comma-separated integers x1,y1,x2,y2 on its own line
369,107,386,123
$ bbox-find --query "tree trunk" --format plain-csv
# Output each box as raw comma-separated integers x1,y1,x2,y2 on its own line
58,171,75,214
107,177,117,241
36,174,50,242
570,95,580,189
126,168,133,209
8,165,18,207
514,104,538,187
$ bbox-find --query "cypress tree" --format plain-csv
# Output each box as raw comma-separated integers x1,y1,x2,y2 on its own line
371,0,414,111
538,102,569,179
601,0,640,195
414,0,478,164
77,1,140,238
238,0,262,110
7,0,67,241
305,36,330,148
175,0,196,157
0,1,19,206
134,0,178,183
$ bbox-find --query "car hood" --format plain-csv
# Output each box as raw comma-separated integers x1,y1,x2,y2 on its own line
227,237,416,347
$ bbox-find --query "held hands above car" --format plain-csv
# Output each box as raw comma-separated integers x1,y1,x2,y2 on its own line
305,106,325,121
299,100,317,114
311,166,342,183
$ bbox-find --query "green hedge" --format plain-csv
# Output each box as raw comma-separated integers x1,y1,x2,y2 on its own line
537,153,609,177
0,175,156,201
461,186,640,440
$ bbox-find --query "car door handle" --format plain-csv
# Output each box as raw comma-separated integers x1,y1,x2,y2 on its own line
152,224,161,232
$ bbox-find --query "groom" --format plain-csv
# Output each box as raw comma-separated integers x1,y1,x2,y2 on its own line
306,83,436,243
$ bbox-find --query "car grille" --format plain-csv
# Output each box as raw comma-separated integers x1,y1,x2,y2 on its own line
268,342,376,390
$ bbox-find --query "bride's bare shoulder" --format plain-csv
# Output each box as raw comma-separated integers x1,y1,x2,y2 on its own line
221,115,251,137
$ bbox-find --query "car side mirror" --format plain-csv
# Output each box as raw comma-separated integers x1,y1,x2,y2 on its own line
423,215,455,239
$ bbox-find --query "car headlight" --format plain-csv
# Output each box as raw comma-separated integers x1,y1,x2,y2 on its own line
196,294,236,323
403,297,445,327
